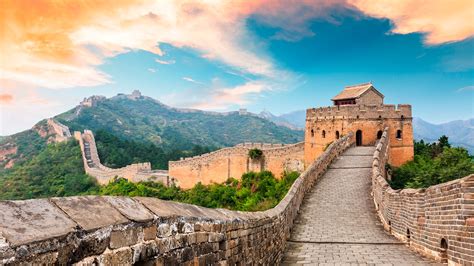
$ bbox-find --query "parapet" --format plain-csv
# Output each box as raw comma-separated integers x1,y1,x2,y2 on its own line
306,104,412,121
371,128,473,265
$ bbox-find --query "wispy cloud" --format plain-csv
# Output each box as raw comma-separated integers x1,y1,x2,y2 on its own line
148,68,157,73
182,77,205,85
155,58,175,65
457,85,474,92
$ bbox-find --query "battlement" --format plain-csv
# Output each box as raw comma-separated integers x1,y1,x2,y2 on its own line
79,95,106,107
306,104,412,121
169,142,305,189
169,142,304,167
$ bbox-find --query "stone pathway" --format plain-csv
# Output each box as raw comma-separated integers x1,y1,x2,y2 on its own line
281,146,437,265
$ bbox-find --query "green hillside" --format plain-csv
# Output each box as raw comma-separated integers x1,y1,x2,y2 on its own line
56,94,303,150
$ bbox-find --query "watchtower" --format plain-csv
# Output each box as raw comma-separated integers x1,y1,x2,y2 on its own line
304,83,414,167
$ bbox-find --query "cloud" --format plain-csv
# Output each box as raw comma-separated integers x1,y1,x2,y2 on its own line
0,94,13,104
349,0,474,45
155,58,176,65
148,68,157,73
2,0,471,93
182,77,204,85
457,85,474,92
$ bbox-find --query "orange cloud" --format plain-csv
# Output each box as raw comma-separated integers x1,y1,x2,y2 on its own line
0,94,13,104
349,0,474,44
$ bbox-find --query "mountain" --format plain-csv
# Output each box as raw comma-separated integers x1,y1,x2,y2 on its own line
0,91,303,170
413,117,474,153
258,110,306,130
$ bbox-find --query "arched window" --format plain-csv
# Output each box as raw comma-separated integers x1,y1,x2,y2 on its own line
401,115,405,120
335,131,340,139
322,130,326,138
311,129,314,137
396,130,402,139
377,130,383,139
440,238,448,259
406,228,411,241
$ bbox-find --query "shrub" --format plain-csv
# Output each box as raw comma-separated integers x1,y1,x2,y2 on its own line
248,148,263,160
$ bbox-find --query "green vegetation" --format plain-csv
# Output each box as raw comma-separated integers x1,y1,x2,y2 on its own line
56,96,303,150
99,171,299,211
248,148,263,160
94,130,213,170
390,136,474,189
0,140,99,200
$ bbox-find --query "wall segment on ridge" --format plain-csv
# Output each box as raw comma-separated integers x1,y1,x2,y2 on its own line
74,130,169,186
169,142,305,189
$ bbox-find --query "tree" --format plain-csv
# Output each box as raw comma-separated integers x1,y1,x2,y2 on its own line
248,148,263,160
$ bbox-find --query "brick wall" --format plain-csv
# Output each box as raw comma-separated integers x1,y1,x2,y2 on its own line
305,104,413,167
0,134,354,265
372,127,474,265
169,142,305,189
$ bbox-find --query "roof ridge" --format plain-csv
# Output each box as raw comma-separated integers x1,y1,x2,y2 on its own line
344,82,372,89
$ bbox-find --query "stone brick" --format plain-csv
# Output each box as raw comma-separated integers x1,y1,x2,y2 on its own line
110,227,140,249
143,224,157,241
99,247,133,265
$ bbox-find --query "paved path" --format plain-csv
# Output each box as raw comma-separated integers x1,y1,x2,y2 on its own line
282,146,436,265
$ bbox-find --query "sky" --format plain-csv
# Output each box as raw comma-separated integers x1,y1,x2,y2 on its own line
1,0,473,136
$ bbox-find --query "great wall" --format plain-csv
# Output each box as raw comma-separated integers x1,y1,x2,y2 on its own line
0,83,472,264
169,142,304,189
74,130,169,186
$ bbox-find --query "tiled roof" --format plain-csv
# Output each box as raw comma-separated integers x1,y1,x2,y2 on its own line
331,83,382,101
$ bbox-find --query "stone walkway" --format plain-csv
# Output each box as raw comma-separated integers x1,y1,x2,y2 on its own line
281,146,436,265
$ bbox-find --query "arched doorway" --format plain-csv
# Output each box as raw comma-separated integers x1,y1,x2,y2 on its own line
335,131,340,139
377,130,383,139
356,130,362,146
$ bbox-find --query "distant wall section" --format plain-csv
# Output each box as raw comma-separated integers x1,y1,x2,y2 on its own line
74,130,169,186
169,142,304,189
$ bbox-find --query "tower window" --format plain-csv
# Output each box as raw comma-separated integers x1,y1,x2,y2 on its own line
377,130,383,139
396,130,402,139
322,130,326,138
311,129,314,137
335,131,340,139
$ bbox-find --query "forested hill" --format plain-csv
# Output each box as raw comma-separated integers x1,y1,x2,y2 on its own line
55,92,303,150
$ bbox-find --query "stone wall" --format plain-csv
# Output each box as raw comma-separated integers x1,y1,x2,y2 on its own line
74,130,169,186
371,127,474,265
0,134,354,265
169,142,305,189
305,103,413,167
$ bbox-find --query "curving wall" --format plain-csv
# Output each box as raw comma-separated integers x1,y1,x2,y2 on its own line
169,142,305,189
371,127,474,265
0,135,353,265
74,130,169,186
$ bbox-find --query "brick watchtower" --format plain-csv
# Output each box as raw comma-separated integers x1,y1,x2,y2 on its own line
304,83,414,167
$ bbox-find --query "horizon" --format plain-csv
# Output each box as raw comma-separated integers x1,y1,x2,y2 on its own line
1,1,473,135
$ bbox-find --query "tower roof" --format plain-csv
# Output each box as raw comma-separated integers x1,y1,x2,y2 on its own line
331,82,384,101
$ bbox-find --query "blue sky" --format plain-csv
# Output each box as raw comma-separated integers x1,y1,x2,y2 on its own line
1,1,473,135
